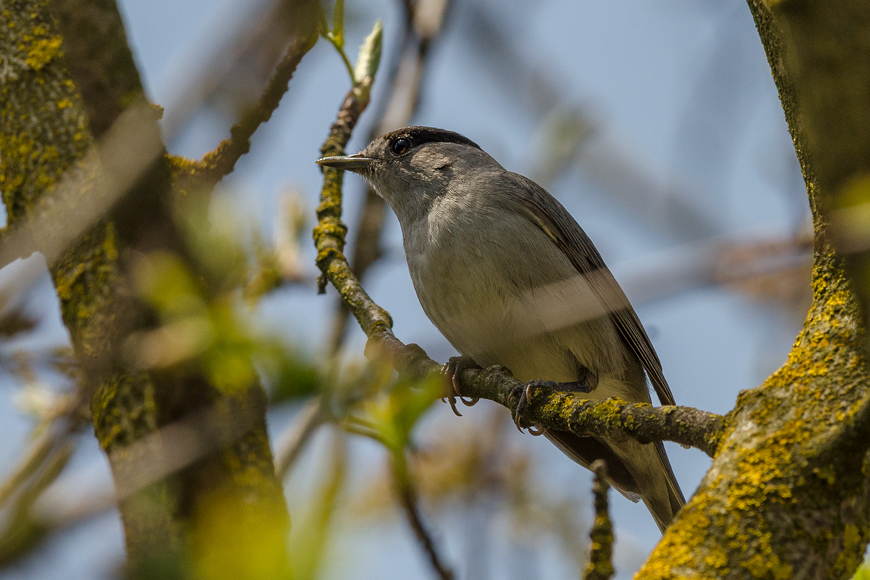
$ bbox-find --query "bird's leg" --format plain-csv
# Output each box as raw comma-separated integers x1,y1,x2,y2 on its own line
509,366,598,435
441,355,481,416
562,363,599,393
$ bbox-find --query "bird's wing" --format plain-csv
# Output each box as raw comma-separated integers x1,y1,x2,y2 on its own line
497,171,676,406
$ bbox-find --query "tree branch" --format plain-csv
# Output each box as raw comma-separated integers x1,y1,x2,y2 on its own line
192,31,319,187
583,460,614,580
462,376,725,458
391,451,455,580
273,398,325,478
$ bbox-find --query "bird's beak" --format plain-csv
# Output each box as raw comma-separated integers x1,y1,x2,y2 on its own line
316,153,375,172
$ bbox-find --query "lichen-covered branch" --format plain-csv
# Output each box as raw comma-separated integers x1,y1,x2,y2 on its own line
584,460,614,580
465,377,725,458
191,30,319,187
49,0,146,138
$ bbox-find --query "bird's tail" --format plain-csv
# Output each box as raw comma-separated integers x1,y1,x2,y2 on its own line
643,440,686,533
545,430,685,532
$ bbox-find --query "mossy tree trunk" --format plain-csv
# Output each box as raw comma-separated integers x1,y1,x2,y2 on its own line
638,1,870,578
0,0,290,575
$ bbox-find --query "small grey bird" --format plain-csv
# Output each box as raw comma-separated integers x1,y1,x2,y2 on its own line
317,126,685,531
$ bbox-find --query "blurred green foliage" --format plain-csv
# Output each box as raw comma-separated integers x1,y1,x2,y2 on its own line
130,195,320,401
853,555,870,580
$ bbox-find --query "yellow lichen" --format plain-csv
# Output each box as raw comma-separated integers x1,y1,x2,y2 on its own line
24,35,62,70
703,547,729,570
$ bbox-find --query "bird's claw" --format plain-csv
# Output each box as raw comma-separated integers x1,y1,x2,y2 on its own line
441,356,481,416
508,382,547,436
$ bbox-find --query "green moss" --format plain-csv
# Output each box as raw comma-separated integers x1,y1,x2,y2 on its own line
91,372,159,450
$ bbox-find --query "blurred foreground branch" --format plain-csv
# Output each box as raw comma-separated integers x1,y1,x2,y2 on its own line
0,1,309,571
391,450,455,580
274,398,326,478
189,31,319,188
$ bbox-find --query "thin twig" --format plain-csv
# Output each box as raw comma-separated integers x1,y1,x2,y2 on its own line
0,437,77,565
288,430,347,579
273,398,325,478
0,383,88,564
194,30,319,186
391,451,455,580
0,420,78,508
0,383,87,507
583,460,614,580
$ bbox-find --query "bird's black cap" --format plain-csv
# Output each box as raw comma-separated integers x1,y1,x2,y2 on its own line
381,126,481,150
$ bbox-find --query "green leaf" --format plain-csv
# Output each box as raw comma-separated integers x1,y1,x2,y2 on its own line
332,0,345,48
353,19,382,84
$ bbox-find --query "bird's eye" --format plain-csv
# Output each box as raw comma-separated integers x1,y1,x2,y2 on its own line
390,138,412,155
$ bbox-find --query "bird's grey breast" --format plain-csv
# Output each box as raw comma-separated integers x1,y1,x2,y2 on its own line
402,186,624,383
403,193,511,354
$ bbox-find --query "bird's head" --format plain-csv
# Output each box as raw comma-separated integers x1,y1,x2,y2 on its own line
317,126,499,220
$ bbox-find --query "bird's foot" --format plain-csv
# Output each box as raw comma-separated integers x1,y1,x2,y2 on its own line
508,370,598,435
441,355,481,416
508,381,550,436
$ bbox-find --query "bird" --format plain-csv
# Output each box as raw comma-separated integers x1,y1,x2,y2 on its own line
317,126,685,532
